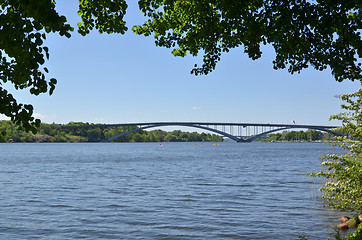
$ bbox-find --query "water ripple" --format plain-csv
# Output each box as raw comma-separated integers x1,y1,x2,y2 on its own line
0,142,347,239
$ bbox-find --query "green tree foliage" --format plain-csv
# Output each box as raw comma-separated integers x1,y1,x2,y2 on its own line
0,121,223,143
266,129,324,142
77,0,128,35
134,0,362,80
0,0,73,135
1,1,361,137
0,0,127,137
310,86,362,213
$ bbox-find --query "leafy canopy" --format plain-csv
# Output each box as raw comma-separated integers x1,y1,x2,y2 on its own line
1,0,361,136
134,0,362,80
0,0,128,136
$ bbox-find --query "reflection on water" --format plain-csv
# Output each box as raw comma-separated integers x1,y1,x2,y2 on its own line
0,142,348,239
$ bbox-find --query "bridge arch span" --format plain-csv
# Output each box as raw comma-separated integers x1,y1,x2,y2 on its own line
107,123,248,142
248,126,345,141
59,121,342,143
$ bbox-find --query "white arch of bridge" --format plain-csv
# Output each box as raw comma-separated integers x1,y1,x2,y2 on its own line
106,123,344,142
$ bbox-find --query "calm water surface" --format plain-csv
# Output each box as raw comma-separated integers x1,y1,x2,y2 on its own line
0,142,347,239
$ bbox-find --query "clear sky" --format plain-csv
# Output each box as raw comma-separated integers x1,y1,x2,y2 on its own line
2,1,361,127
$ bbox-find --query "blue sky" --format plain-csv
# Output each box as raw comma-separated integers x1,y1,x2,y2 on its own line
2,1,361,127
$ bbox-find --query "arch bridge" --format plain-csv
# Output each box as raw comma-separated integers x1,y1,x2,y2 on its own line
63,122,343,142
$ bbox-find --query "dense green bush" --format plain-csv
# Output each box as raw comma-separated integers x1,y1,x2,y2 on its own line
310,86,362,240
311,88,362,212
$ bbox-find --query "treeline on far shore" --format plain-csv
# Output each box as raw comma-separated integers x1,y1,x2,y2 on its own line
0,120,336,143
0,121,223,143
263,129,334,142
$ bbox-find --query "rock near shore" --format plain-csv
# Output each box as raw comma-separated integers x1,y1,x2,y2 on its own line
338,215,362,230
337,223,349,230
341,216,350,223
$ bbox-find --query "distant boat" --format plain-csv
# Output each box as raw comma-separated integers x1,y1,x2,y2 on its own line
213,144,219,146
159,144,164,147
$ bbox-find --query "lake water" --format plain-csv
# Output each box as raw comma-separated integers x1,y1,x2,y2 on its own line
0,142,348,239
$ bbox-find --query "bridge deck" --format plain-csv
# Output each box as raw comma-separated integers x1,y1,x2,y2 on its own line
63,122,339,129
